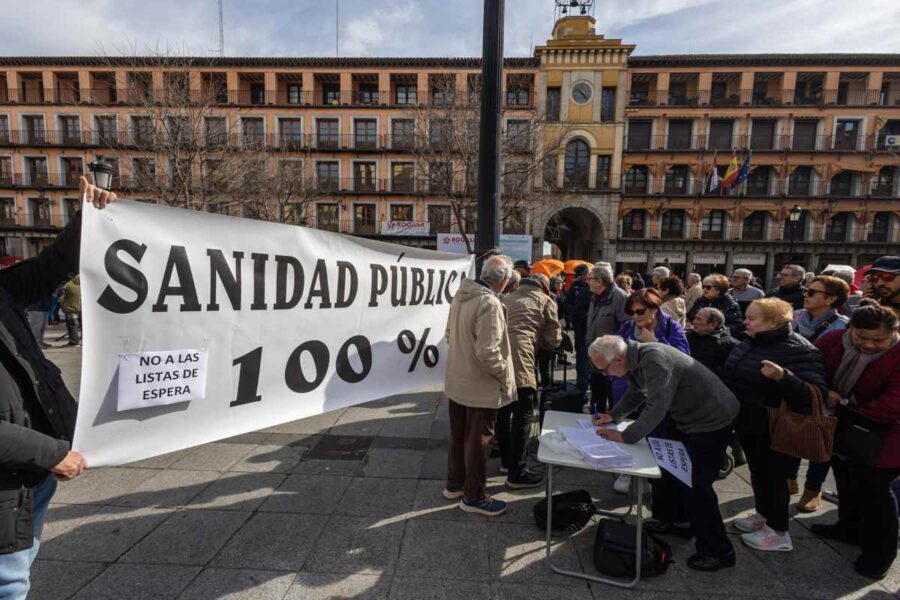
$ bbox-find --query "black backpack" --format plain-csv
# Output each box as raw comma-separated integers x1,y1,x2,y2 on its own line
593,518,672,578
533,489,594,536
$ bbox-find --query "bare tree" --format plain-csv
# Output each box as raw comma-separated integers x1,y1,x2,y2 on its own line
99,51,322,223
408,76,571,252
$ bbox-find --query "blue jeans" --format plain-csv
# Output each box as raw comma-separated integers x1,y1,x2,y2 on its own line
0,476,57,600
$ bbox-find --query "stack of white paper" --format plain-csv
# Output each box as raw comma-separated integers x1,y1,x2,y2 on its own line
558,427,634,470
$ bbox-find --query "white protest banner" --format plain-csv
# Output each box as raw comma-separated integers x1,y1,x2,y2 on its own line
74,201,474,466
647,437,693,488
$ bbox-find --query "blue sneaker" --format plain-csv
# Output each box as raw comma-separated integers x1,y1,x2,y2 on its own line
459,496,508,516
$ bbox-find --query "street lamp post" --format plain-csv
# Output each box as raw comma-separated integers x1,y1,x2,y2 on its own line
787,204,802,261
474,0,505,271
88,155,114,191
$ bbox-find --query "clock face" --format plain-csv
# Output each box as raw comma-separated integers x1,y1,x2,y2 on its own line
572,82,592,104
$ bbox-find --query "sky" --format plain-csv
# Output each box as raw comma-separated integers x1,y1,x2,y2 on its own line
1,0,898,58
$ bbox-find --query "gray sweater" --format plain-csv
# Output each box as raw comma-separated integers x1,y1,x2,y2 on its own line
609,341,740,444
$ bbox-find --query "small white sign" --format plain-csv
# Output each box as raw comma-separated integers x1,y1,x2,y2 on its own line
615,251,648,262
647,437,692,488
381,221,430,236
733,253,766,265
652,253,686,264
693,252,726,264
117,349,209,412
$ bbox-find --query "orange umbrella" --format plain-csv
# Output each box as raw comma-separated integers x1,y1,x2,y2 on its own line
531,259,565,279
564,259,592,274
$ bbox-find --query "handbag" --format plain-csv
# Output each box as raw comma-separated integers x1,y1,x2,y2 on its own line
767,383,836,462
832,405,890,466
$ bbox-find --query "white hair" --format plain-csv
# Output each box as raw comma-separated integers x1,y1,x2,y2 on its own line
687,272,701,285
505,270,521,288
733,268,753,279
594,261,613,270
653,266,670,279
591,264,614,286
480,254,513,284
588,335,628,362
783,264,806,278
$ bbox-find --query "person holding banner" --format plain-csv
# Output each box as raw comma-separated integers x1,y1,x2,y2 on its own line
589,335,740,572
0,176,114,598
444,255,517,516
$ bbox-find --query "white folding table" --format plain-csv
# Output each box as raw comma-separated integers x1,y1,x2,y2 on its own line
537,410,662,588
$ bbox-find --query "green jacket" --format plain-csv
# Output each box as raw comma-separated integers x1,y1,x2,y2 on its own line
61,278,81,313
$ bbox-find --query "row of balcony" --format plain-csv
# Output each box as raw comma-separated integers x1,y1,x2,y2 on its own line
628,88,900,108
622,177,898,198
0,87,536,109
0,130,537,153
619,217,894,244
625,133,900,153
0,172,600,196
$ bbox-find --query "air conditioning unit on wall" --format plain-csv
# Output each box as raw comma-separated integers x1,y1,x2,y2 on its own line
885,134,900,148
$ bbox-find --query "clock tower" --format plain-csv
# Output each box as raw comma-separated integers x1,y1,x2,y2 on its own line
532,14,634,261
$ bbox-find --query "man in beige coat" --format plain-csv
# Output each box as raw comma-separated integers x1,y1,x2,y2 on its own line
444,255,517,516
498,274,561,489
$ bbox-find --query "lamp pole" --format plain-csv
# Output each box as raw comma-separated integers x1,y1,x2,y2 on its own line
787,204,802,261
474,0,504,272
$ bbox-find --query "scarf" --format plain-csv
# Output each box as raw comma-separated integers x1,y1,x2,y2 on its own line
833,328,899,399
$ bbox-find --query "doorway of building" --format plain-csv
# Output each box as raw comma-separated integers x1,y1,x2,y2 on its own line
543,207,605,261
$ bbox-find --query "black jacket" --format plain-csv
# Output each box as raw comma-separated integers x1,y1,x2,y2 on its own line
563,280,592,338
0,212,81,554
721,325,827,436
767,284,805,311
686,293,746,339
687,327,740,377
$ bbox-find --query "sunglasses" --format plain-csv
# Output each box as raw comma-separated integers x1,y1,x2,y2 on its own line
702,285,716,290
626,308,650,317
867,272,897,283
802,288,829,297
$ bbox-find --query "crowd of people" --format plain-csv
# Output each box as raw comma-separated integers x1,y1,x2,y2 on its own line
443,253,900,581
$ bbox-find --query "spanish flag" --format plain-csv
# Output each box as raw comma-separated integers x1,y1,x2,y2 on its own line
719,151,740,191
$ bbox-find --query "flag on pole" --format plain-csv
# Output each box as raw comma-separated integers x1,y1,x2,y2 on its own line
875,115,887,133
707,152,719,193
719,151,740,191
735,151,752,187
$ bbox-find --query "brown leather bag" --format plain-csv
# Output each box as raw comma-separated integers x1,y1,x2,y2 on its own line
767,383,836,462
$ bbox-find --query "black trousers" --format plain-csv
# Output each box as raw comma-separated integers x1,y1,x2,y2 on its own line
589,372,612,414
496,388,537,480
651,426,735,559
739,433,795,532
832,457,900,570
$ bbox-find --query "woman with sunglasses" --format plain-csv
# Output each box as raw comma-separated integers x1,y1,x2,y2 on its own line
608,288,690,492
686,274,745,338
811,300,900,580
721,298,827,553
787,276,851,512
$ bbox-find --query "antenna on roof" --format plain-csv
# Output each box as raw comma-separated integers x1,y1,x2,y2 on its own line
218,0,225,56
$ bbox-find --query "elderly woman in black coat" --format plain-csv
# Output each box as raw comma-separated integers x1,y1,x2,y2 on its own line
686,274,745,338
721,297,827,554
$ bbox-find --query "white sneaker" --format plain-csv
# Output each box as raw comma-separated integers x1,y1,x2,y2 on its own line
613,474,631,494
733,512,766,533
741,525,793,552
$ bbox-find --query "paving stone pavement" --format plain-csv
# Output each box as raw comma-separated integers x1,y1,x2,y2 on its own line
30,342,900,599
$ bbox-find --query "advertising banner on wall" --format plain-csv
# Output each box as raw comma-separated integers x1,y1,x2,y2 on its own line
435,233,533,263
74,202,473,466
